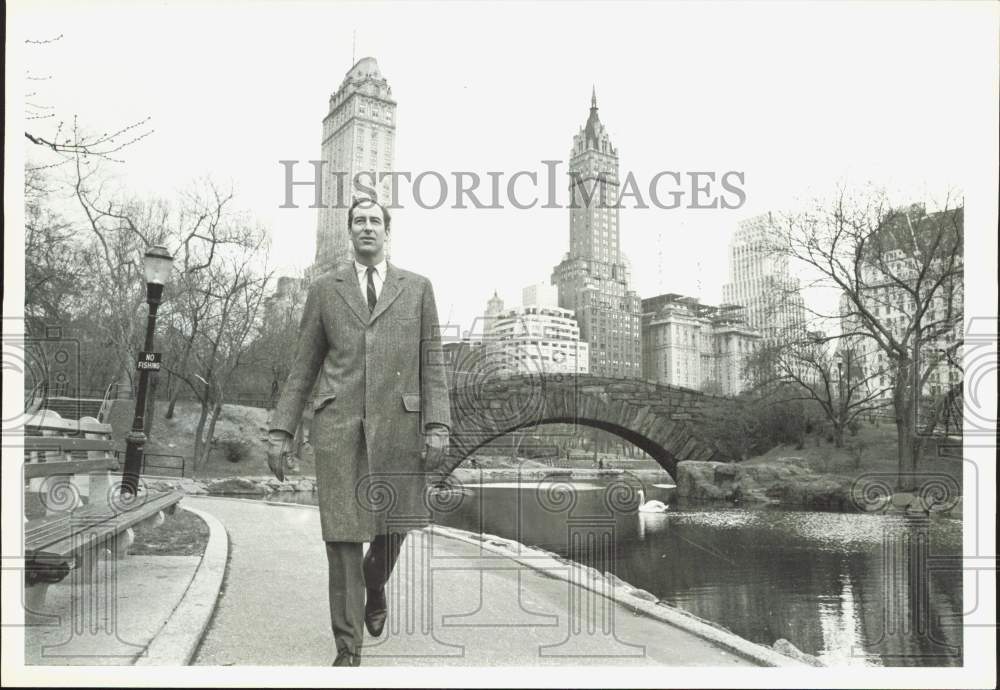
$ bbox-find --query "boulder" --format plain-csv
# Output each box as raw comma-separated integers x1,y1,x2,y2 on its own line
732,477,777,504
681,460,853,510
772,638,824,666
205,477,269,495
766,476,851,509
145,479,174,493
713,463,741,480
177,478,208,495
743,462,811,483
676,461,738,501
293,478,315,492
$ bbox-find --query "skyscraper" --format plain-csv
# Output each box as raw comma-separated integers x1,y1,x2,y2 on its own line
483,290,506,337
309,57,397,280
551,89,642,378
721,212,807,342
477,286,590,377
641,294,759,395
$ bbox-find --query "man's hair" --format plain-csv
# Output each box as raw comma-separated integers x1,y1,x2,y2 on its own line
347,197,391,231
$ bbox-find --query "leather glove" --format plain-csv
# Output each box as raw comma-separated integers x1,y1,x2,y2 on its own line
266,430,294,481
422,424,450,474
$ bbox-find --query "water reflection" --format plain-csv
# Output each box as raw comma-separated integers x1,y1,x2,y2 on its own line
428,478,963,667
262,477,962,667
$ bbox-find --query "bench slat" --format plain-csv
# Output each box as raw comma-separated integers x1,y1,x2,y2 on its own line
24,437,124,453
24,459,118,479
26,490,184,559
24,409,113,436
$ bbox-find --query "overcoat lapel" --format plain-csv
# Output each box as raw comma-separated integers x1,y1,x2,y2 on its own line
369,262,406,324
331,262,368,324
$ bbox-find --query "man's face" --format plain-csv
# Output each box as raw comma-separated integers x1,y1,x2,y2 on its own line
349,201,388,262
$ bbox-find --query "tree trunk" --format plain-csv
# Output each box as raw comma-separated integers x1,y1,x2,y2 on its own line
833,424,844,449
165,390,178,419
167,339,196,420
895,413,918,491
893,360,921,491
199,401,223,469
894,382,919,492
192,398,211,472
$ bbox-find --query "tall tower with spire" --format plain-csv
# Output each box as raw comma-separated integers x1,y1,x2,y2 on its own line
483,290,505,337
551,90,642,378
308,57,397,281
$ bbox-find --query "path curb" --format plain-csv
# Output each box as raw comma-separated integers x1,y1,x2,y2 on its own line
135,501,229,666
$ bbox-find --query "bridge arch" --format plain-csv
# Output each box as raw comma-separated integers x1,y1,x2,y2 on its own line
442,374,726,477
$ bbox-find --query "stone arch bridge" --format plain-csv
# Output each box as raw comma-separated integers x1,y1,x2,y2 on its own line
442,374,728,477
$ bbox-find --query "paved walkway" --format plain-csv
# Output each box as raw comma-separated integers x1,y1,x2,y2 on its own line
187,496,757,667
25,555,201,665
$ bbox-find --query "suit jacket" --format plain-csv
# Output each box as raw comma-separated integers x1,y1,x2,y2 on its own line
270,261,451,541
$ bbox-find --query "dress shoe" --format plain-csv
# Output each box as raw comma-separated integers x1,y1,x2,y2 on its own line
332,649,361,667
365,587,388,637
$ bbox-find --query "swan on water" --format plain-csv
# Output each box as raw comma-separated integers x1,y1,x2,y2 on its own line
637,488,668,513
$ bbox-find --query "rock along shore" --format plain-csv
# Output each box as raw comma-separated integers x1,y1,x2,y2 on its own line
674,460,962,517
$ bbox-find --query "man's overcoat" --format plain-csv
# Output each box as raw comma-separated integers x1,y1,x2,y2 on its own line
270,261,451,541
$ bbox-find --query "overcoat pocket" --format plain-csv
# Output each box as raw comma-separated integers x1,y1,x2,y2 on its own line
401,394,420,412
314,394,337,413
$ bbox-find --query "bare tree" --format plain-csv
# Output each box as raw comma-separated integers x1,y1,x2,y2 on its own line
24,166,82,336
767,186,964,489
746,335,890,448
25,116,154,168
71,158,243,391
24,34,153,169
152,220,272,471
240,275,307,407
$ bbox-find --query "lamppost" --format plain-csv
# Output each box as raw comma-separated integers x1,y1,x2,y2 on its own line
121,245,174,498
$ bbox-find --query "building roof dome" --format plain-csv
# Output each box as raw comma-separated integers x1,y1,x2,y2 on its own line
347,57,382,80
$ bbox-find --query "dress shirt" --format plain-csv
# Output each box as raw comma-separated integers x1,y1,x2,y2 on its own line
354,258,386,302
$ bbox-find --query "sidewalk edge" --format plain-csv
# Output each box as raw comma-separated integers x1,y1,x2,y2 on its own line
135,501,229,666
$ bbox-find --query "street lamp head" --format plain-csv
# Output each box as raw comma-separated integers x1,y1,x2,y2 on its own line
144,245,174,286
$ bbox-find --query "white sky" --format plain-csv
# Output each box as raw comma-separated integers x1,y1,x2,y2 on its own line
8,0,997,334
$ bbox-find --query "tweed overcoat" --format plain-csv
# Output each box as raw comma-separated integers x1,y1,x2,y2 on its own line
270,261,451,541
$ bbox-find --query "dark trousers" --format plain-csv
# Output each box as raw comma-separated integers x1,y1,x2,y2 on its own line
324,532,406,655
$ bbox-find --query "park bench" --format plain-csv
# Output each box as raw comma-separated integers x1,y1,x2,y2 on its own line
22,409,184,609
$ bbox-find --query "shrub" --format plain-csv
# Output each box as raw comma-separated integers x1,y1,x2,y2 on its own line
221,439,253,463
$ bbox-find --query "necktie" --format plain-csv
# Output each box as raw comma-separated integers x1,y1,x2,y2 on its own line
366,266,377,313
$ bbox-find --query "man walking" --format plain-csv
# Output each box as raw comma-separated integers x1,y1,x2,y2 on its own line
267,198,451,666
